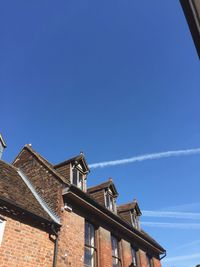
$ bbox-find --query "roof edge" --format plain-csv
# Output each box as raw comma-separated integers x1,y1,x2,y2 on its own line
13,145,67,184
17,169,61,225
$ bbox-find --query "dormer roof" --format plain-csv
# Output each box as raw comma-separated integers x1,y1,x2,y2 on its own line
54,153,90,174
87,178,118,197
117,199,142,216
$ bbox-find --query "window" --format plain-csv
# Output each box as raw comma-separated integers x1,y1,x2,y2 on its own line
84,222,96,267
0,219,6,245
131,247,138,267
147,255,153,267
131,211,140,229
105,190,116,212
111,235,121,267
72,167,85,190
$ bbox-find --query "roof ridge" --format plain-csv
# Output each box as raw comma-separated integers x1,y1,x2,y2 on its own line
16,145,68,184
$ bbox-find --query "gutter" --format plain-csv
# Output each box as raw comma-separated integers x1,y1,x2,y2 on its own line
160,251,167,260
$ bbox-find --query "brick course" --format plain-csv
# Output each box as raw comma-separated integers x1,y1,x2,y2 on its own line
0,214,54,267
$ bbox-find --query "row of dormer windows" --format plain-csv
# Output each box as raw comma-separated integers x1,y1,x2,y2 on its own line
70,165,140,230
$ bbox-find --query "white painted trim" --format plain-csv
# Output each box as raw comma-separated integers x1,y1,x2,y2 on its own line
17,169,61,225
0,219,6,245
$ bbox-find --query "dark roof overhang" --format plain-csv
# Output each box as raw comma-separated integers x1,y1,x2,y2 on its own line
180,0,200,58
62,185,165,255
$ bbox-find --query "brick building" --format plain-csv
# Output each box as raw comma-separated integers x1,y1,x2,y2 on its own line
0,138,166,267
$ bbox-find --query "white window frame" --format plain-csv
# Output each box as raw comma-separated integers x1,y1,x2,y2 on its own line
71,166,86,191
105,189,116,212
131,246,138,267
0,219,6,245
111,235,121,267
130,211,140,229
84,221,96,267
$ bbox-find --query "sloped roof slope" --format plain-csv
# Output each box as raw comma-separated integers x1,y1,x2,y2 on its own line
0,160,60,224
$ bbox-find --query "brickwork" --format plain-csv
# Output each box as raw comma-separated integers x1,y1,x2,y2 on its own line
121,239,132,267
13,148,63,215
0,214,54,267
98,227,112,267
153,257,162,267
1,146,165,267
57,205,85,267
139,249,148,267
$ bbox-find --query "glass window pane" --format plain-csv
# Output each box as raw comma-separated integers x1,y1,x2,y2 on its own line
73,168,78,186
84,247,95,267
131,247,137,267
111,236,119,257
84,222,95,267
79,172,83,189
85,222,90,245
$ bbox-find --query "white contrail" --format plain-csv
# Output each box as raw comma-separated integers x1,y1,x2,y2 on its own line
141,221,200,229
89,148,200,169
142,211,200,220
162,252,200,263
159,202,200,212
175,240,200,250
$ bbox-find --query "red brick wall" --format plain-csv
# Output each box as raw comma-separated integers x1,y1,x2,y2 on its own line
57,205,85,267
121,239,132,267
139,249,148,267
98,227,112,267
13,149,63,215
153,257,162,267
0,214,54,267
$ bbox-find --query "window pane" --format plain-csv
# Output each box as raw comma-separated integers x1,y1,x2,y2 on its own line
84,247,95,267
131,247,137,267
111,236,118,257
85,222,95,246
72,168,78,186
112,257,121,267
84,222,95,267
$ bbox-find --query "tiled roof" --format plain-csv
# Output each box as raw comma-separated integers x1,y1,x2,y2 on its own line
54,153,90,173
87,178,118,196
13,145,68,184
0,160,59,224
140,229,164,251
117,200,142,215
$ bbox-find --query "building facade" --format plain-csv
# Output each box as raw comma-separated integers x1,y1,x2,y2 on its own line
0,140,166,267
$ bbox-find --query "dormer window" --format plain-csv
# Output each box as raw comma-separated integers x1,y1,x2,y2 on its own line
72,167,86,191
117,200,141,228
105,189,116,212
131,211,140,230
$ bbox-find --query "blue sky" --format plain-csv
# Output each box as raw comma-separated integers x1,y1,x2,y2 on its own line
1,1,200,266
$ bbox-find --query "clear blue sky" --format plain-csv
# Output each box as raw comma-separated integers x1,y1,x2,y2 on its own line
1,1,200,266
